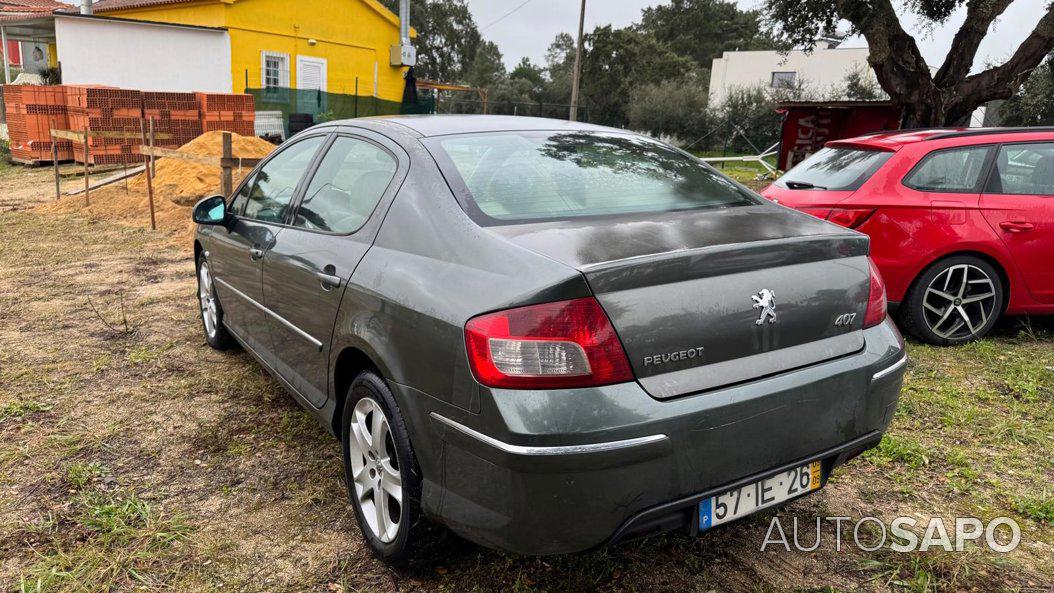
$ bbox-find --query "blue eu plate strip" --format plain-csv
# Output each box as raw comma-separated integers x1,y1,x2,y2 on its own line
698,498,713,531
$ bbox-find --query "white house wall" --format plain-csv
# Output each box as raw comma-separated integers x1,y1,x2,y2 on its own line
55,15,232,92
708,47,872,106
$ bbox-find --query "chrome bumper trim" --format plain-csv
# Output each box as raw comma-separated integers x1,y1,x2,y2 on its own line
872,354,908,381
430,412,668,456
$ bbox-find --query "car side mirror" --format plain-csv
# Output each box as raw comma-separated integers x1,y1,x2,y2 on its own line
192,195,228,225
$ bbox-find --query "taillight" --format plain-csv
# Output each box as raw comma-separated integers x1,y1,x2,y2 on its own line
799,207,831,220
464,297,634,389
827,208,876,229
864,258,888,328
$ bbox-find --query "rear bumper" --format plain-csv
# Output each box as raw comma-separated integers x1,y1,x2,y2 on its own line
400,318,906,555
607,430,881,546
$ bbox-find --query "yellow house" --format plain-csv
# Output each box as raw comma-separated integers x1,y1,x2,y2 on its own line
88,0,414,103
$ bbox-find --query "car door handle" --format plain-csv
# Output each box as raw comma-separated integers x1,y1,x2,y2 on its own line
248,247,265,261
316,271,342,290
999,221,1034,233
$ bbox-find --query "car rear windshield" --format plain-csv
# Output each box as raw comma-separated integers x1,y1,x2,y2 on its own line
777,147,893,191
426,131,758,224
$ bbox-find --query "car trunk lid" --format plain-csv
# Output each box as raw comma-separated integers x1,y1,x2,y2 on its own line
489,204,872,398
759,184,857,215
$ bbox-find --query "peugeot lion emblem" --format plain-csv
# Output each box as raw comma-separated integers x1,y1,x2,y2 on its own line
752,289,777,325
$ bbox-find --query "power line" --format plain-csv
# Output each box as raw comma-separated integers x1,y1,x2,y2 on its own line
481,0,536,30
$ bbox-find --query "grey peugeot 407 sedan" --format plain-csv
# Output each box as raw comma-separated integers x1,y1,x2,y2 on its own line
191,115,907,564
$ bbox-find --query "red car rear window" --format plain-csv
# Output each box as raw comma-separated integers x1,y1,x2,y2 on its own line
777,147,893,191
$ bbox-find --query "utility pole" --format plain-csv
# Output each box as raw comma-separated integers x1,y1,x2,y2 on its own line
569,0,586,121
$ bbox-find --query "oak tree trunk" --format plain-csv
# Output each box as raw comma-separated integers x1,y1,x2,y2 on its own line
834,0,1054,128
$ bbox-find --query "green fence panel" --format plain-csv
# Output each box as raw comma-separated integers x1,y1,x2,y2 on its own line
245,87,435,135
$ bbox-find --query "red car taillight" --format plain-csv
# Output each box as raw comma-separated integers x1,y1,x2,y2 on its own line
827,208,876,229
464,297,634,389
864,258,888,328
799,207,831,220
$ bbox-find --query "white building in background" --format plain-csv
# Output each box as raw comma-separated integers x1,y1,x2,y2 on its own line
708,44,874,105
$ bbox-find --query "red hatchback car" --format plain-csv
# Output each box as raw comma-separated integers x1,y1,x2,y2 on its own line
763,127,1054,345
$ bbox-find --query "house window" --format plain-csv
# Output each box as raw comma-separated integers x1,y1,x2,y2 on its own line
261,51,290,89
771,71,797,89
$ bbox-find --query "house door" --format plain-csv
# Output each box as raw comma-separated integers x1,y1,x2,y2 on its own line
296,56,328,116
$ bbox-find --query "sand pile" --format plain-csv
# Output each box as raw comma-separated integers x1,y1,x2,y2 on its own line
42,131,276,248
131,132,276,207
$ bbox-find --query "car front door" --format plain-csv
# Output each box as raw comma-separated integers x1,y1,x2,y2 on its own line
262,132,404,407
980,142,1054,304
209,135,328,363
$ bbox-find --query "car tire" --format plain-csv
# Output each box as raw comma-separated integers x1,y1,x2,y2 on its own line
196,255,237,350
899,255,1004,346
341,370,425,566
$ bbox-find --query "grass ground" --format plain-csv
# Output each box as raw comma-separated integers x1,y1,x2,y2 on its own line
692,149,779,186
0,165,1051,592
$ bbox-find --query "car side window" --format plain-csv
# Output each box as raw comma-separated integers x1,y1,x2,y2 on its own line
242,136,326,223
904,145,992,192
229,173,256,215
293,136,398,233
986,143,1054,195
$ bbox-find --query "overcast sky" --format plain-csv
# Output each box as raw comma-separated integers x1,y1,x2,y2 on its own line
465,0,1050,73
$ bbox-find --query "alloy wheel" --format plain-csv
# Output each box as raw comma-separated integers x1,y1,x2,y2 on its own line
198,262,219,338
348,397,402,543
921,264,997,340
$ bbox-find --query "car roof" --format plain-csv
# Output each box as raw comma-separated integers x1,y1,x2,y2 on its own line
829,127,1054,151
326,114,618,138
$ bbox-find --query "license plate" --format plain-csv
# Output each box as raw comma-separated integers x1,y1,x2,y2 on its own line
698,461,822,531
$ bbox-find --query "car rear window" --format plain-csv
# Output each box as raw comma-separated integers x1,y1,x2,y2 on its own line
777,147,893,191
426,131,758,224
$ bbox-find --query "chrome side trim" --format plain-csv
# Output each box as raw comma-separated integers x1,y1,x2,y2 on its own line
214,277,323,351
430,412,668,456
872,354,908,381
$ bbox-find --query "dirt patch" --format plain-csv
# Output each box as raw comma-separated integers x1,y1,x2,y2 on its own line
0,164,116,213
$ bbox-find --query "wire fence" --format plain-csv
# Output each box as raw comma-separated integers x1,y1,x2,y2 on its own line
435,97,589,122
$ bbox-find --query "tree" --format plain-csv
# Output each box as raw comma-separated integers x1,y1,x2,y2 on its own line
503,57,543,102
543,33,577,104
465,41,506,89
762,0,1054,127
639,0,777,68
843,67,886,101
1000,55,1054,126
718,86,784,153
380,0,482,82
627,76,714,143
577,26,696,126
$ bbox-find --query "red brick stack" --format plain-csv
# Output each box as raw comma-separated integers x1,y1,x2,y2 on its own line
3,85,72,163
197,92,255,137
4,85,257,166
142,91,203,149
66,86,146,165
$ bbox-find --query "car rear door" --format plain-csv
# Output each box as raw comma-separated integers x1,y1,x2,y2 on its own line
262,130,406,408
980,142,1054,304
209,135,328,362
